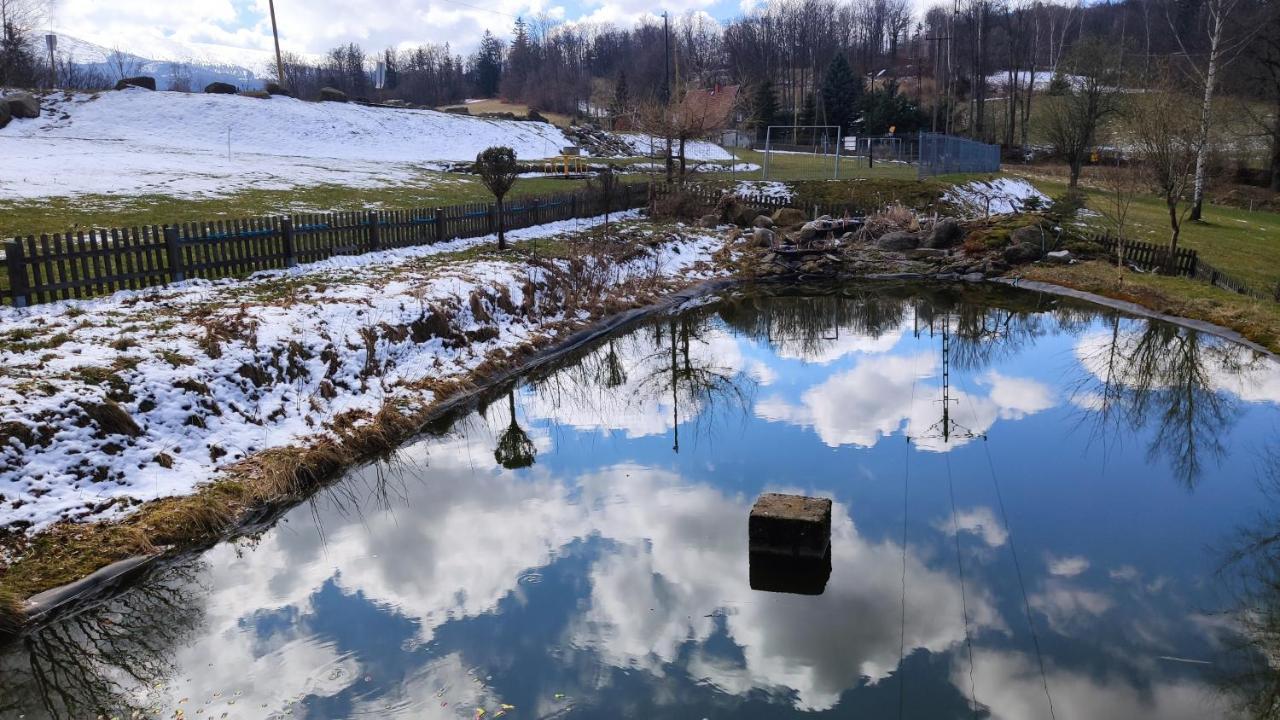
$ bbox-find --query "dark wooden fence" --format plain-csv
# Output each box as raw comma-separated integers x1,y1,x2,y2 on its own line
1093,232,1280,301
1094,234,1199,276
3,183,649,307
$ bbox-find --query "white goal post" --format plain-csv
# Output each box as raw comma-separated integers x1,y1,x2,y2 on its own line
762,125,844,180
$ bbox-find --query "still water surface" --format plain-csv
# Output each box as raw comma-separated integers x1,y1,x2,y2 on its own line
5,284,1280,719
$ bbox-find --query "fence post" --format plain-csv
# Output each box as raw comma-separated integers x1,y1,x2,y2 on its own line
434,208,445,243
5,240,29,308
491,203,499,234
281,217,297,267
570,193,578,219
164,225,185,283
1186,249,1197,278
367,210,381,252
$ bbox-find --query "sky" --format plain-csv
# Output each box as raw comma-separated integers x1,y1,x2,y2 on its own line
49,0,751,69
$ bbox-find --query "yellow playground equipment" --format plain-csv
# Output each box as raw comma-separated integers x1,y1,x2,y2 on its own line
544,147,587,177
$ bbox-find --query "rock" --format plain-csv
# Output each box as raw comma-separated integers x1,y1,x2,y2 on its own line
732,205,760,227
877,231,921,251
204,81,238,94
752,215,774,229
772,207,807,227
697,214,720,229
909,248,948,260
265,82,291,96
750,493,832,559
0,100,10,129
1003,242,1044,265
319,86,348,102
5,92,39,119
1045,250,1073,264
962,272,986,283
1010,225,1046,246
753,227,776,247
115,76,156,91
798,218,836,241
925,218,963,249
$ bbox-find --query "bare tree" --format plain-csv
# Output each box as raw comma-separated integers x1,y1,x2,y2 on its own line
1127,73,1203,262
1166,0,1254,220
475,146,520,251
106,46,142,81
1044,38,1123,188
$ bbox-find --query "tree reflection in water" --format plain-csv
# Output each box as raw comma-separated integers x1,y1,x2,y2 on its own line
1216,444,1280,717
494,389,537,469
1072,317,1244,488
0,561,205,719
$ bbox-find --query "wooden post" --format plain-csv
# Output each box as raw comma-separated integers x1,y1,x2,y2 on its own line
367,210,381,252
5,240,30,308
570,193,578,220
281,217,297,267
163,225,185,282
434,207,445,243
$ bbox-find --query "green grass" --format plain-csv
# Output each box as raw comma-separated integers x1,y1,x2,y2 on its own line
709,148,919,182
1019,175,1280,290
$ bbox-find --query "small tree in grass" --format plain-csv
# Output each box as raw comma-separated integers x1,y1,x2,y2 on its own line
1128,74,1202,268
476,146,520,250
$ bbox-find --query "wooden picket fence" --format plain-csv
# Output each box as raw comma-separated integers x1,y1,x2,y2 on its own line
2,183,649,308
1093,233,1199,276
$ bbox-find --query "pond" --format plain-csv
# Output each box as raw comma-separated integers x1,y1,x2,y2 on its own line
4,283,1280,719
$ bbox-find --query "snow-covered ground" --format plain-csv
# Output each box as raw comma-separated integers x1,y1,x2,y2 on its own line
0,212,728,532
943,177,1049,217
618,132,736,161
0,89,574,200
734,181,793,200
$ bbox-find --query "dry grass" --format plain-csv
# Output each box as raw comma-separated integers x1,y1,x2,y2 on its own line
1022,260,1280,353
0,586,22,638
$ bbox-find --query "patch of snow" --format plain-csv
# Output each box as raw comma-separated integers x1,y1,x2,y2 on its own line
0,90,574,200
617,133,734,161
943,177,1050,218
734,181,792,200
0,211,728,532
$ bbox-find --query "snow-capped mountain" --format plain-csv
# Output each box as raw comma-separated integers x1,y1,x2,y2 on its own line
38,33,265,91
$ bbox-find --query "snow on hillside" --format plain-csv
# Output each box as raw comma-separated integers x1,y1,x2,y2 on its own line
619,132,735,161
943,177,1049,217
0,88,574,200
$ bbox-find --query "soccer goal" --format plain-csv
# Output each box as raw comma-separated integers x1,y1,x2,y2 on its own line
761,125,844,180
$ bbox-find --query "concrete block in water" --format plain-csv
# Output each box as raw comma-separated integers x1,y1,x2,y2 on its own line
748,493,831,559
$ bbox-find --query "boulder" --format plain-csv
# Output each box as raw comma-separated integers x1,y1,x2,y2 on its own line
752,215,774,229
5,92,39,119
0,100,10,129
798,218,836,241
925,218,963,249
115,76,156,91
1045,250,1073,264
697,214,720,229
1002,242,1044,265
204,81,237,94
265,82,291,96
753,227,776,248
772,207,807,227
877,231,921,252
1010,225,1046,246
962,272,986,283
319,86,348,102
732,205,759,227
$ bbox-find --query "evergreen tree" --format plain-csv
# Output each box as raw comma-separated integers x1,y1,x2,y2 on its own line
750,79,779,142
502,17,532,99
382,48,399,91
820,53,861,132
473,31,503,97
798,92,816,144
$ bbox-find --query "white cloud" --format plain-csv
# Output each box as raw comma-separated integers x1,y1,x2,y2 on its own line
1046,554,1090,577
935,506,1008,548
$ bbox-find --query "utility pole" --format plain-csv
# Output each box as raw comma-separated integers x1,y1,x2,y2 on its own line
663,11,673,184
268,0,286,89
45,34,57,88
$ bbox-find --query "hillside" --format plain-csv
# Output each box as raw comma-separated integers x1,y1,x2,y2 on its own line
0,88,575,200
38,34,262,92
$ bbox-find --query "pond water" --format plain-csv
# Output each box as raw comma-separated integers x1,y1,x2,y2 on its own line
5,283,1280,720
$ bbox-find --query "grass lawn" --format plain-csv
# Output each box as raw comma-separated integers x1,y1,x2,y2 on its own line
0,172,601,240
1015,173,1280,291
712,148,919,182
436,99,575,128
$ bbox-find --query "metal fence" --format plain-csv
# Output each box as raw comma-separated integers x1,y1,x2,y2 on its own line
917,132,1001,178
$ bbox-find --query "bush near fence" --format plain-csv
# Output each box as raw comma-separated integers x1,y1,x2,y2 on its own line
2,184,650,308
